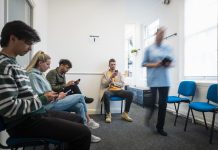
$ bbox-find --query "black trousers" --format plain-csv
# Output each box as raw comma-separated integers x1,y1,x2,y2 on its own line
150,87,169,130
103,90,133,114
7,110,91,150
63,84,82,96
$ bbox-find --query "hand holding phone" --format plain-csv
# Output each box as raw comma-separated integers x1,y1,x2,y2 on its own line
74,79,81,84
44,91,58,102
65,89,72,94
114,70,118,76
57,92,67,100
161,57,172,67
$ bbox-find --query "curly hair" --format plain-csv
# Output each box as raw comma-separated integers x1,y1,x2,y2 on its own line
0,20,40,47
59,59,72,68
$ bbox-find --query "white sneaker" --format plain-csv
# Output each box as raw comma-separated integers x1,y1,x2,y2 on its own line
91,134,101,143
88,119,100,129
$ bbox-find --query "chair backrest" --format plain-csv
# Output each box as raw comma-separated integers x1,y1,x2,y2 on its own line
178,81,196,97
207,84,218,103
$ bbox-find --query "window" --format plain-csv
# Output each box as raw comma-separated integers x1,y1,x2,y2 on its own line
124,24,136,78
138,19,159,86
6,0,33,67
124,20,159,87
184,0,217,80
144,19,159,48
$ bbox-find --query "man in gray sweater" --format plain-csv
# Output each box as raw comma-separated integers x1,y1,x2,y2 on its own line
0,20,91,149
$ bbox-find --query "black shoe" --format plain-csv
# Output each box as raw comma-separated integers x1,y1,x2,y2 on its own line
85,97,94,104
157,129,168,136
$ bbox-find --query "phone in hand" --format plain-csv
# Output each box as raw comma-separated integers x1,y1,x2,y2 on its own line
74,79,81,84
161,57,172,66
114,70,118,76
65,89,72,94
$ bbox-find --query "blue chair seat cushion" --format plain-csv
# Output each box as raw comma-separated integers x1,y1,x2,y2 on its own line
189,102,218,112
110,96,126,101
6,137,61,147
167,96,190,103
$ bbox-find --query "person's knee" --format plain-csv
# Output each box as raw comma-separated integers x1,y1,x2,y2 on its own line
72,94,85,103
76,103,85,113
103,92,110,102
126,90,134,100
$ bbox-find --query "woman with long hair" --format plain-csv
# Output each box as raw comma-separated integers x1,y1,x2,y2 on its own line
26,51,101,143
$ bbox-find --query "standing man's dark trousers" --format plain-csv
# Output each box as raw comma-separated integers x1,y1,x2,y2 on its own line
103,90,133,114
150,87,169,131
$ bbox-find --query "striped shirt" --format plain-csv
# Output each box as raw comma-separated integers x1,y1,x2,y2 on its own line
0,53,47,128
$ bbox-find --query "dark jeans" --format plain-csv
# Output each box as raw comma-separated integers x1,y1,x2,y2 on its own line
150,87,169,130
63,84,82,96
7,110,91,150
103,90,133,114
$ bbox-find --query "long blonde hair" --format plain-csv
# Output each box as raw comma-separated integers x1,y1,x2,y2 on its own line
26,51,51,72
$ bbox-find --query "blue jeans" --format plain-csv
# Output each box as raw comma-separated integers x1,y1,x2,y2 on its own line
45,94,88,124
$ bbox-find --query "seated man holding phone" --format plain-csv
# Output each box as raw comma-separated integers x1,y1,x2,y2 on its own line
100,58,134,123
27,51,101,143
46,59,94,104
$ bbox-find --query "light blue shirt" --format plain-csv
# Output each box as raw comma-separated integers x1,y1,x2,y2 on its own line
28,68,52,94
142,44,173,87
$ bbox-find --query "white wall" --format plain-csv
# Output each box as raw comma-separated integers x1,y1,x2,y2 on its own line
46,0,183,113
0,0,5,30
32,0,48,54
47,0,126,113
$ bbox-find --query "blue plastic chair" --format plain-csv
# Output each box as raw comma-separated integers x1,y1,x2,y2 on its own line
184,84,218,144
0,117,63,150
101,96,126,115
167,81,196,126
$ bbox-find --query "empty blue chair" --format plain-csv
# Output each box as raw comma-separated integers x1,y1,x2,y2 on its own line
0,116,63,150
101,96,126,115
184,84,218,144
167,81,196,126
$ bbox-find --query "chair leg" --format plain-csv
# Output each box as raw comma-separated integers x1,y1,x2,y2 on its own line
209,112,216,144
100,102,103,115
184,108,191,131
202,112,208,130
173,103,177,111
121,100,123,114
190,109,196,124
174,103,180,126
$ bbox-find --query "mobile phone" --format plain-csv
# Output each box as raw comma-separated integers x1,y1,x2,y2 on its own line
162,57,172,66
65,89,71,94
74,79,81,84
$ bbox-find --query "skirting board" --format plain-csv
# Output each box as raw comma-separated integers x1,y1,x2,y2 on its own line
167,107,218,130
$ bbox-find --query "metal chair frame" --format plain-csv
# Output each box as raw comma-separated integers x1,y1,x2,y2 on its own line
184,84,218,144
